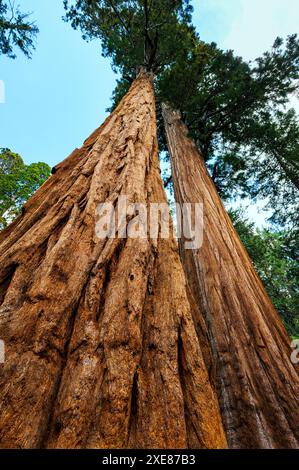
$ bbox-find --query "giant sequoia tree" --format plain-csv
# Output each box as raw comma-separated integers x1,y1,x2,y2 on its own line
162,104,299,448
0,0,298,450
63,0,299,447
0,72,226,448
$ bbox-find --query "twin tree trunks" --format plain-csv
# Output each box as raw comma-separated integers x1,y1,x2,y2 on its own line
0,72,297,449
0,73,226,449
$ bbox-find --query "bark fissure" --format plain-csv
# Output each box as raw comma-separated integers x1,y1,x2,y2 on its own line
0,264,17,307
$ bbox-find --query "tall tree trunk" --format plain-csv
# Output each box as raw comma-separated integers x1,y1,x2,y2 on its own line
0,73,226,449
162,103,299,449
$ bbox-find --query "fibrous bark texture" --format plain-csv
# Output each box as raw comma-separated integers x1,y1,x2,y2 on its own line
0,74,226,449
162,104,299,449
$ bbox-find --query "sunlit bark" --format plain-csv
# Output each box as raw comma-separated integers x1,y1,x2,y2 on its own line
0,74,226,449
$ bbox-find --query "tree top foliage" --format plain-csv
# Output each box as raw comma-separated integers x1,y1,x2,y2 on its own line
63,0,195,74
156,35,299,228
64,2,299,230
0,0,39,58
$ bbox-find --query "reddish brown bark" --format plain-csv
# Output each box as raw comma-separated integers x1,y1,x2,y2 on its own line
0,74,226,449
163,104,299,449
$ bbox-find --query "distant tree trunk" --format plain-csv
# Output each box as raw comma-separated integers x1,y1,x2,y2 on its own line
0,73,226,449
162,103,299,449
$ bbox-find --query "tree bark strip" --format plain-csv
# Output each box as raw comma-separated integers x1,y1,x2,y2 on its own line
0,74,226,449
162,103,299,449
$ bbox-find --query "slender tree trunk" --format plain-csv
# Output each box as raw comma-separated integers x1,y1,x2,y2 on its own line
0,73,226,449
162,103,299,449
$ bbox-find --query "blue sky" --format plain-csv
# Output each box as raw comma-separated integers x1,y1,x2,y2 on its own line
0,0,115,167
0,1,298,224
1,0,298,167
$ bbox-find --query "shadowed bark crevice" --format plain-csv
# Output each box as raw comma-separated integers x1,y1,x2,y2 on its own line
127,370,139,447
39,288,89,449
0,265,17,307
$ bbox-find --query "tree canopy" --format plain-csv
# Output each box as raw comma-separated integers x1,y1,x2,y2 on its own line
64,2,299,229
0,0,39,58
0,148,50,229
63,0,195,74
157,36,299,228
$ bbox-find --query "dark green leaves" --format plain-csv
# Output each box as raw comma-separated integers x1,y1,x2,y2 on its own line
63,2,299,232
0,148,50,229
157,36,299,228
63,0,195,74
0,0,39,59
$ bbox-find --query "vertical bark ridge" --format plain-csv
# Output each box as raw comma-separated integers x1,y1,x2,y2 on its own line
162,103,299,449
0,74,226,449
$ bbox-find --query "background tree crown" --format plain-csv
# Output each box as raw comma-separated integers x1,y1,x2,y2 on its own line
0,0,39,58
0,148,50,230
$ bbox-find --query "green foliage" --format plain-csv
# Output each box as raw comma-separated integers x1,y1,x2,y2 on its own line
0,148,50,229
0,0,38,58
157,36,299,228
229,209,299,338
159,35,299,154
63,4,299,229
63,0,195,74
105,32,299,229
